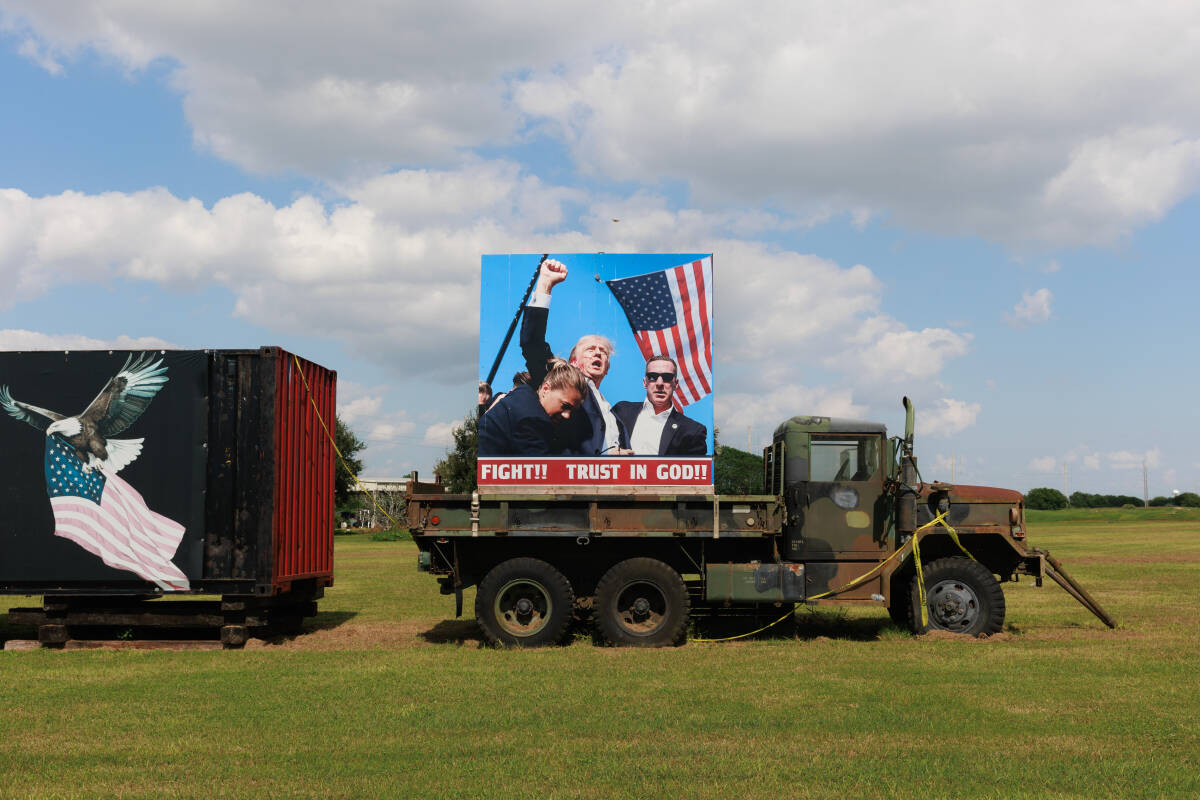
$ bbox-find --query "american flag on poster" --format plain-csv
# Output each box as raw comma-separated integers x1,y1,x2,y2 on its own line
44,434,190,591
605,256,713,408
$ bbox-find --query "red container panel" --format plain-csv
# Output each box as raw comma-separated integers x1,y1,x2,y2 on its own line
271,350,336,591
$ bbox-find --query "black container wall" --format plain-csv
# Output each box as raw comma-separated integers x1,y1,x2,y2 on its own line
0,347,335,597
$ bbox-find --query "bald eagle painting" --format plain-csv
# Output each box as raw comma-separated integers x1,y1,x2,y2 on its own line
0,354,190,591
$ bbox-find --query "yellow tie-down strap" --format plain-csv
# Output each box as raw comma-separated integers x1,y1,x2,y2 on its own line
292,353,401,529
802,510,974,628
695,511,973,641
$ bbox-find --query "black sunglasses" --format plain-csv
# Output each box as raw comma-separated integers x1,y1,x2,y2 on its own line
645,371,677,383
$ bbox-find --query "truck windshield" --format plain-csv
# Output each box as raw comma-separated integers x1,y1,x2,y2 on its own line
811,437,879,482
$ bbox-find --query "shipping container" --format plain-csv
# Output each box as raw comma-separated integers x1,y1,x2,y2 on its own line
0,347,335,600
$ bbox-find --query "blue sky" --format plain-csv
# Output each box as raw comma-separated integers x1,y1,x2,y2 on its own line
1,2,1198,497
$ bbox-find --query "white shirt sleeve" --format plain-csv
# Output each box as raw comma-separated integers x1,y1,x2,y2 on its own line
528,291,552,309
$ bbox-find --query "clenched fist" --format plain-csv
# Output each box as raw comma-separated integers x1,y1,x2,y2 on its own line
537,258,568,294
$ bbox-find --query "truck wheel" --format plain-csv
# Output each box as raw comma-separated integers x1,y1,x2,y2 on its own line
475,558,574,647
594,558,690,647
910,557,1005,636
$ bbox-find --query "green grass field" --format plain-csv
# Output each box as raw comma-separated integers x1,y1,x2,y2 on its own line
3,509,1198,799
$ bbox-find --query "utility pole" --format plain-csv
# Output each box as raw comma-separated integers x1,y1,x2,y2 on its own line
1143,460,1149,507
747,425,752,454
951,452,956,483
1063,463,1069,504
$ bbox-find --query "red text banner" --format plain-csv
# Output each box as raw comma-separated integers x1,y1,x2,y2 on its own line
478,457,713,487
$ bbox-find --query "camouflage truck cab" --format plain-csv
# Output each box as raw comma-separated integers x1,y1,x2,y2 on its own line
767,412,1041,630
772,416,893,562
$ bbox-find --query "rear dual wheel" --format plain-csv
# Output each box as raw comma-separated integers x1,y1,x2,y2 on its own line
475,558,574,647
594,558,689,647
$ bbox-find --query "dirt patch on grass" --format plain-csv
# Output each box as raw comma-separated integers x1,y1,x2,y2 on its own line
244,618,485,651
914,630,1017,642
238,615,1137,651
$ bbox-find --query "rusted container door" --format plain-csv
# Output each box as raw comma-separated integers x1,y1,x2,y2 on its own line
271,350,336,591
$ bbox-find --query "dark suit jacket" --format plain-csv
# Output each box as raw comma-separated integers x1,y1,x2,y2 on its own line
478,385,564,456
520,305,627,455
612,401,708,456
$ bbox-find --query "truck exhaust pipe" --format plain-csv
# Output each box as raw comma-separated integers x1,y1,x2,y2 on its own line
898,397,918,535
903,395,915,448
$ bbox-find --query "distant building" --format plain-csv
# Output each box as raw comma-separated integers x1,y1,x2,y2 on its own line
345,475,412,528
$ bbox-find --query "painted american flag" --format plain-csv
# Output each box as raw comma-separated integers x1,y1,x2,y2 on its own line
605,256,713,408
44,434,190,591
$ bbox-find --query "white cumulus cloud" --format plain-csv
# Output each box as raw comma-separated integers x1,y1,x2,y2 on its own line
337,393,383,427
918,398,981,438
1039,127,1200,243
423,421,460,447
0,329,174,350
1006,288,1053,327
836,319,972,384
366,419,417,444
0,174,586,384
5,2,1200,244
1028,455,1057,472
0,172,975,396
715,384,866,450
1107,448,1161,470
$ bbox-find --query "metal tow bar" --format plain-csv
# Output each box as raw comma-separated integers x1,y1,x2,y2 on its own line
1034,547,1117,629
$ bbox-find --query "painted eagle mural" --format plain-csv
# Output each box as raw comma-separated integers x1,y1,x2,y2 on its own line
0,354,189,591
0,353,168,473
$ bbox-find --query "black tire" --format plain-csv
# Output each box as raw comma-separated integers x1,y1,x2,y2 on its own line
594,558,690,647
475,558,574,647
909,557,1005,636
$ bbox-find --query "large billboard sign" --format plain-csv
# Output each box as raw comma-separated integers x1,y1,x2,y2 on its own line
478,253,714,491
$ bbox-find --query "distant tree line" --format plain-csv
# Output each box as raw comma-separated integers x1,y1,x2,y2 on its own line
1069,491,1145,508
1149,492,1200,507
1025,487,1200,510
1025,488,1069,509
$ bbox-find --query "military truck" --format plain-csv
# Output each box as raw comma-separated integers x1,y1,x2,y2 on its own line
406,399,1112,646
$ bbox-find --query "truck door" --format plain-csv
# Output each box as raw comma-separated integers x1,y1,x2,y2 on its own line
787,434,888,559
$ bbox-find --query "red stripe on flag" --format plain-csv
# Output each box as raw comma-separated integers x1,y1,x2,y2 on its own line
634,331,653,361
655,325,690,403
653,329,670,361
669,322,701,402
50,471,190,591
692,259,713,371
673,263,711,396
666,268,702,403
696,260,710,367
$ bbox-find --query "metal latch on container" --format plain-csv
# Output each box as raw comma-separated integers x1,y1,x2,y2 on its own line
470,491,480,537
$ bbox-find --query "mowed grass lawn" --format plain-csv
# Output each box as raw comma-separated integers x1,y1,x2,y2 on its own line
2,510,1198,799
